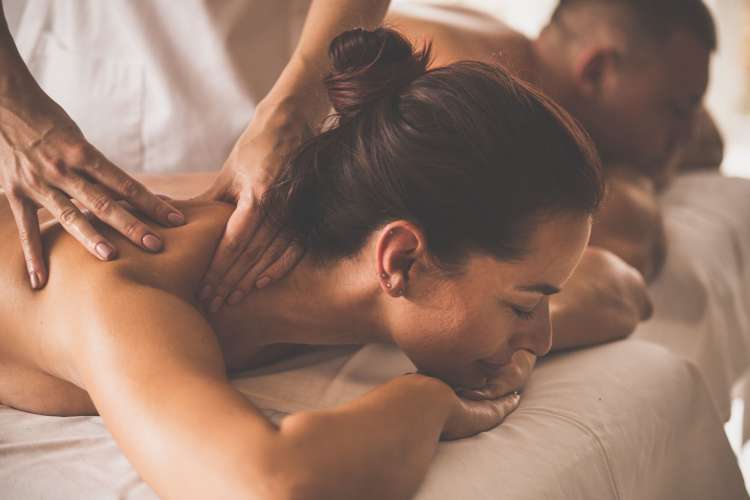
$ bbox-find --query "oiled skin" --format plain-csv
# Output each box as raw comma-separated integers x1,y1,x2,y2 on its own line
0,195,253,414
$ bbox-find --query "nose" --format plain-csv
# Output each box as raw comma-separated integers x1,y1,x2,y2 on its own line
511,298,553,356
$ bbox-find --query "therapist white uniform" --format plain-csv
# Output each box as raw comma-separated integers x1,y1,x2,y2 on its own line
7,0,311,173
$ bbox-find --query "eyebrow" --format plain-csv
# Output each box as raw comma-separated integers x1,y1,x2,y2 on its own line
515,283,561,295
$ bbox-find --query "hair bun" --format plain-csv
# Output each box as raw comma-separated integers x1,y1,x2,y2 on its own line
325,27,431,119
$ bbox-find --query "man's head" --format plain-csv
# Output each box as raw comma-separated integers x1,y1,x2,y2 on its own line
540,0,716,173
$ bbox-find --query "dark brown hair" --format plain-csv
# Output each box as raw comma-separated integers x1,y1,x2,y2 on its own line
551,0,717,51
260,27,603,267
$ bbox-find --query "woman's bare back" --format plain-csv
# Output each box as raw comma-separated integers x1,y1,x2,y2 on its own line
0,197,237,415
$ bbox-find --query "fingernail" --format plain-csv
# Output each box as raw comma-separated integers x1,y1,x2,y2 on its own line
29,271,40,289
227,290,244,305
199,284,212,301
142,234,162,252
255,276,271,289
96,242,115,260
209,296,224,314
167,212,185,226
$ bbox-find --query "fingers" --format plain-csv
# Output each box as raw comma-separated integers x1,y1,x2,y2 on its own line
442,392,521,441
8,196,46,289
243,242,304,291
41,187,119,262
220,233,300,309
199,199,260,300
62,173,167,253
78,148,185,227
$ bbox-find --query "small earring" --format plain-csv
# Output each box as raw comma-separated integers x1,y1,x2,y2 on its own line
380,272,388,279
385,282,392,289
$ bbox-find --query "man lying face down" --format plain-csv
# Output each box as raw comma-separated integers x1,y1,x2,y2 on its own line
389,0,721,281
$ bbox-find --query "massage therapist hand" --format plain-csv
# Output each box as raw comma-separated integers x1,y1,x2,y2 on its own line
0,69,186,290
197,0,393,311
196,97,307,312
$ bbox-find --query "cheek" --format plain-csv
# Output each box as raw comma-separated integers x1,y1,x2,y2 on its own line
397,304,510,375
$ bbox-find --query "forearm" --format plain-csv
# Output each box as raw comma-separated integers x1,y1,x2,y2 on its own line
261,0,392,125
550,295,629,351
0,1,38,96
276,374,453,500
590,173,666,282
549,247,652,351
678,107,724,171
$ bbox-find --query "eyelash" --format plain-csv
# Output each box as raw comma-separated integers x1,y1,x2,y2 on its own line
511,306,535,321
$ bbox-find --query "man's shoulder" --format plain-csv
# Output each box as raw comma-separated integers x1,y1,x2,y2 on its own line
387,4,532,69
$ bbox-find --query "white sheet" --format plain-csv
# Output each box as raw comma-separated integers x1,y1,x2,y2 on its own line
636,172,750,422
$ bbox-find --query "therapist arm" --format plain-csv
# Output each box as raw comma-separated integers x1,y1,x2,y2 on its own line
199,0,392,311
0,0,185,290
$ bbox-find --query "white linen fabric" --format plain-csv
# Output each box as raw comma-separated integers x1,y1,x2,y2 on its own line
636,172,750,423
1,172,748,499
9,0,311,173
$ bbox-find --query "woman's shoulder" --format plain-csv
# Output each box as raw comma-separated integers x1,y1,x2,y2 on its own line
109,200,233,298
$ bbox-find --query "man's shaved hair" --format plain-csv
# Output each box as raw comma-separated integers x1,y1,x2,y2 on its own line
550,0,717,51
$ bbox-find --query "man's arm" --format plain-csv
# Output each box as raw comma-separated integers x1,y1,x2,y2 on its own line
677,107,724,172
654,107,724,188
70,276,516,499
589,170,667,282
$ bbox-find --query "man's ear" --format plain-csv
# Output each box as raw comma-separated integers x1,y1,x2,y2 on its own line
375,222,426,297
573,47,620,97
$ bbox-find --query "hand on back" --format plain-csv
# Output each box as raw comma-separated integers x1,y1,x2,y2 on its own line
0,81,185,289
196,99,307,312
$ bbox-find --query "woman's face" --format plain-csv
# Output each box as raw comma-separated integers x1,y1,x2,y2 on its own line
391,213,591,390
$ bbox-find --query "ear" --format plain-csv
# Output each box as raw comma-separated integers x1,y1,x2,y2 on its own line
573,46,620,97
375,221,426,298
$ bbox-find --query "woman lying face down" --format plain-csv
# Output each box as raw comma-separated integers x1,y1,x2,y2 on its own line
0,28,602,499
244,27,601,389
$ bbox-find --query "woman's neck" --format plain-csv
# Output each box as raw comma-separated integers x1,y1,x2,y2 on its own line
209,250,391,348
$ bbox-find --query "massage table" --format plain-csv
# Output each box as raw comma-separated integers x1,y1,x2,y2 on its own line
1,171,748,499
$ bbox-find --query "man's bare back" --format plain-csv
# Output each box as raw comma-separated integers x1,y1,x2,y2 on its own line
388,5,535,77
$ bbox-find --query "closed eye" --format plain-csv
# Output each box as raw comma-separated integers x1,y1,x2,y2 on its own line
511,305,535,321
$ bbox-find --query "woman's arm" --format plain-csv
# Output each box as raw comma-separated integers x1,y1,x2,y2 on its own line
549,247,653,351
70,275,515,499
